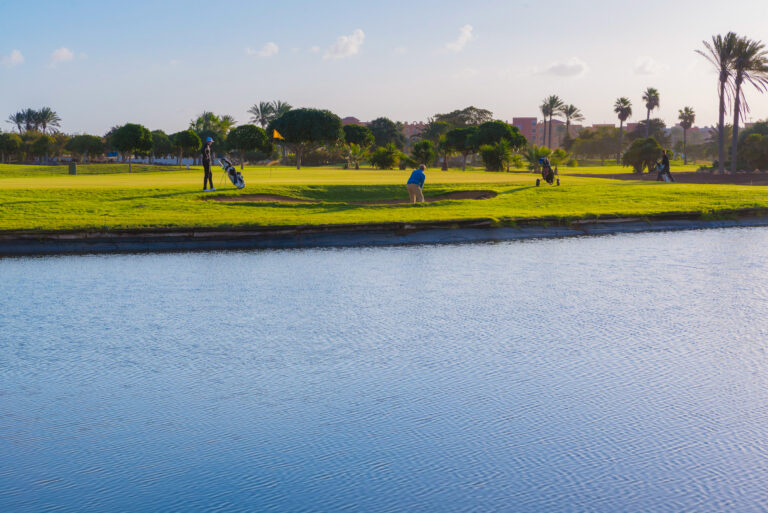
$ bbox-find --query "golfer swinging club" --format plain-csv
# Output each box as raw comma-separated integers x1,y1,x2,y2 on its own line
407,164,426,203
202,136,215,192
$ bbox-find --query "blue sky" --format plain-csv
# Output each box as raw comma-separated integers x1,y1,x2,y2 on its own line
2,0,768,134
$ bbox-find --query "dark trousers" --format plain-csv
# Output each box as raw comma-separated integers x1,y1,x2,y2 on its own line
203,161,213,189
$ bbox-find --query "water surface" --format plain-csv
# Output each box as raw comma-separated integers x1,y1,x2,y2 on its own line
2,228,768,512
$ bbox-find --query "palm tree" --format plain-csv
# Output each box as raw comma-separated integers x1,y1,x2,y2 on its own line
696,32,739,173
729,37,768,172
6,112,24,133
614,98,633,163
248,102,275,128
219,115,237,134
539,103,550,147
560,104,584,142
542,95,564,148
271,100,292,119
642,88,660,137
36,107,61,134
678,107,696,164
22,108,37,132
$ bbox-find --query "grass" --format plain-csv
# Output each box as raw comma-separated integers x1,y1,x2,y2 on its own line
1,163,766,232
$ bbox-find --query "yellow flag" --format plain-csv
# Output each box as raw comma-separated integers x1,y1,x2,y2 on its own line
273,129,285,140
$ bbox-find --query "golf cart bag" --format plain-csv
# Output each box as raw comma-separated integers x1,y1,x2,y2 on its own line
655,161,674,182
536,157,560,186
219,157,245,189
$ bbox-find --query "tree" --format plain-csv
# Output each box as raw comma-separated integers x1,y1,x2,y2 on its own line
436,136,452,170
272,100,292,118
35,107,61,134
629,119,668,145
171,129,202,167
6,112,25,133
473,121,527,149
729,37,768,172
740,133,768,170
560,104,584,140
622,137,664,173
268,108,343,169
227,124,271,169
369,143,400,169
66,134,104,163
571,127,620,163
342,124,375,148
248,102,275,128
642,88,660,137
433,106,493,127
368,117,406,149
523,145,552,172
541,95,564,148
31,134,55,163
479,140,514,171
420,120,451,143
539,103,549,147
614,97,633,163
678,107,696,164
411,140,436,166
697,32,739,174
343,143,368,170
443,126,479,170
150,130,173,164
0,132,22,162
112,123,153,172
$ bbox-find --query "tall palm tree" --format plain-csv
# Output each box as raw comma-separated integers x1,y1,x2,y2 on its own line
271,100,292,119
560,104,584,142
678,107,696,164
642,88,660,137
696,32,739,173
6,112,24,133
614,98,633,163
248,102,275,128
729,37,768,172
22,108,37,132
36,107,61,134
539,103,550,147
541,95,564,148
219,115,237,134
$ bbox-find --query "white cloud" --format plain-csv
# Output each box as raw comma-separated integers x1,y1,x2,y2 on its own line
446,25,474,52
535,57,588,78
634,56,666,75
1,49,24,67
324,29,365,60
310,46,320,54
247,42,279,58
50,47,74,65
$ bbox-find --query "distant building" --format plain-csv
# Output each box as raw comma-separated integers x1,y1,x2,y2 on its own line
342,116,365,126
402,122,425,139
512,117,539,145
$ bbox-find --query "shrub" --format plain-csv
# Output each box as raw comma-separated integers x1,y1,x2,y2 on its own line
622,137,663,173
411,140,436,166
479,140,514,171
369,143,400,169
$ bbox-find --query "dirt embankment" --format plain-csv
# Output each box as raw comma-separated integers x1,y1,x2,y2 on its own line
207,190,498,205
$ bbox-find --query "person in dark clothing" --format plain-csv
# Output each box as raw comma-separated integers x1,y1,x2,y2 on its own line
656,150,674,182
202,137,215,191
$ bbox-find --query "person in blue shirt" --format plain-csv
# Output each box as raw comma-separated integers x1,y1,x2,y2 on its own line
407,164,426,203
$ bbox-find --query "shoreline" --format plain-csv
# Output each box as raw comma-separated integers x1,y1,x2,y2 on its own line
3,210,768,256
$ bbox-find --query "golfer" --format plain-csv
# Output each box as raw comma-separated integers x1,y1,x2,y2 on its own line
202,136,215,192
407,164,426,203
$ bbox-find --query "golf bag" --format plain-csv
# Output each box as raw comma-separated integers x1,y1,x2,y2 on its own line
536,157,560,187
219,157,245,189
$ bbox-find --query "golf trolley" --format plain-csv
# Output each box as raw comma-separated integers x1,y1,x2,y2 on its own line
536,157,560,187
218,157,245,189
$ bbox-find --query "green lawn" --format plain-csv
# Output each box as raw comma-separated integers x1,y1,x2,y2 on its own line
1,163,766,232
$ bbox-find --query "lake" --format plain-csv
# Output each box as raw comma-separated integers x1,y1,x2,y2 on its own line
2,228,768,512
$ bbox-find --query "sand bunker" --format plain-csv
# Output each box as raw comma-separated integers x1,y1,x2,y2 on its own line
208,190,498,205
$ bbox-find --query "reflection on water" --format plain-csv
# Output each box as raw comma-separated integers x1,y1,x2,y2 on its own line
2,228,768,512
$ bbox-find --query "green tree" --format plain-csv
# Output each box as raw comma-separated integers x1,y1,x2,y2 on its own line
0,132,22,162
697,32,739,173
560,104,584,140
629,119,668,145
473,121,527,149
622,137,664,173
740,133,768,169
411,140,436,166
343,143,368,170
248,102,275,128
436,135,452,170
433,106,493,127
171,129,202,167
479,140,514,172
35,107,61,134
227,124,271,169
541,95,564,148
150,130,173,164
6,112,25,133
268,108,343,169
729,37,768,172
642,88,660,137
112,123,153,172
420,120,451,143
614,97,633,163
31,134,55,163
443,126,479,170
678,107,696,164
342,124,375,148
523,145,552,172
368,117,406,149
272,100,292,118
369,143,400,169
66,134,104,163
